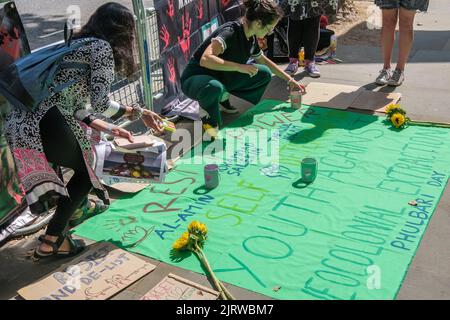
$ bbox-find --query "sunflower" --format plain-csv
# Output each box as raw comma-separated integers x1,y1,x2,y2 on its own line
188,221,208,236
188,221,200,233
171,222,234,300
385,103,398,114
199,223,208,235
172,231,190,250
391,113,406,128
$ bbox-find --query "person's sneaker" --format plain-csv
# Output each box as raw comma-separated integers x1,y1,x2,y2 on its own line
388,69,404,87
304,62,320,78
284,58,299,75
219,100,238,114
375,68,391,85
202,123,219,140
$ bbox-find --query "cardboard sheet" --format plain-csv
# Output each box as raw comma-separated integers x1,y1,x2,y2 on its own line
303,82,402,112
302,82,363,109
17,242,156,300
140,273,219,300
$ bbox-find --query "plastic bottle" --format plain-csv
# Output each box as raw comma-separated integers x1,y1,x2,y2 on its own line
330,35,337,58
298,47,305,67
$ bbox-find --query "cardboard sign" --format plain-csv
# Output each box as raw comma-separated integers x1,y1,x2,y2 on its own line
17,242,156,300
302,82,361,110
140,273,219,300
349,90,402,113
94,140,168,185
302,82,401,112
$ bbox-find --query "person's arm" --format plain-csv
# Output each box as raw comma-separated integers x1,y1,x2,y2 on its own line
73,110,134,142
255,54,306,94
88,40,128,120
89,118,134,142
200,40,258,77
86,40,164,133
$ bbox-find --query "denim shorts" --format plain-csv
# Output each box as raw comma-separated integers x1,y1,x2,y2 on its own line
374,0,429,12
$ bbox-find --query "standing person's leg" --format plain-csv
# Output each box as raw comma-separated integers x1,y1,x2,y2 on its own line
224,65,272,105
285,18,302,75
388,7,416,86
376,5,399,85
382,9,399,69
302,15,321,78
35,107,91,256
44,170,92,238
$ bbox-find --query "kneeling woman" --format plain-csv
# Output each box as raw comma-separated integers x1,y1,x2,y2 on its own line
181,0,306,138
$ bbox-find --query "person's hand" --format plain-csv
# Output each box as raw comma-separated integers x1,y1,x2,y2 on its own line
141,109,164,134
239,64,259,77
111,127,134,143
288,79,306,94
90,119,134,143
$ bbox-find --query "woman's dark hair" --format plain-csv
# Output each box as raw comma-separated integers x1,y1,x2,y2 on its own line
243,0,284,26
73,2,136,77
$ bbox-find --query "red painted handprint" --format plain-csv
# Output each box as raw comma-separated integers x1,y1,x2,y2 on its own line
167,57,176,84
167,0,175,19
177,11,192,61
196,0,204,20
0,26,20,60
221,0,232,7
159,24,170,50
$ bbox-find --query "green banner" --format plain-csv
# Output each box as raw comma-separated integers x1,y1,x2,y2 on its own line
75,100,450,299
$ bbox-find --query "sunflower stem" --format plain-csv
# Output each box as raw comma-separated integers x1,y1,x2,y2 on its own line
195,245,235,300
218,281,236,300
194,244,228,300
410,120,450,128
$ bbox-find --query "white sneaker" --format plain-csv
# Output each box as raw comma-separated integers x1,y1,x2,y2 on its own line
304,62,321,78
375,68,391,85
388,69,404,87
284,59,299,75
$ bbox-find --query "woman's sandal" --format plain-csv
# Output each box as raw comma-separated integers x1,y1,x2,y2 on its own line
30,234,85,262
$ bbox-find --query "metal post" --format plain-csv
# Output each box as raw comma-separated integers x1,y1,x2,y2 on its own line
132,0,154,112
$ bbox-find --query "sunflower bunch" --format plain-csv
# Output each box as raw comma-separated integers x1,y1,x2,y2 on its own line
172,221,234,300
385,104,410,129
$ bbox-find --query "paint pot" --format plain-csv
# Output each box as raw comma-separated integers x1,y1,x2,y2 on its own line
290,89,302,109
301,157,318,183
204,164,220,189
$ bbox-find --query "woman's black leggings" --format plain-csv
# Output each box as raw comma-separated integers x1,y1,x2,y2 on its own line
288,16,321,61
39,106,92,237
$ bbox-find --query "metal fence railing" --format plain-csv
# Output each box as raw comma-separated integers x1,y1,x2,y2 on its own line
109,4,164,128
144,7,164,98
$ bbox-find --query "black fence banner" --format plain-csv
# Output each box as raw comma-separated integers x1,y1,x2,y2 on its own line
0,1,30,71
1,1,29,225
154,0,243,113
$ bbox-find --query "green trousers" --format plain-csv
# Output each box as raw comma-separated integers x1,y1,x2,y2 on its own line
180,62,272,127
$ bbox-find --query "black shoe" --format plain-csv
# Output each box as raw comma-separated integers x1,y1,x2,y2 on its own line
219,100,238,114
